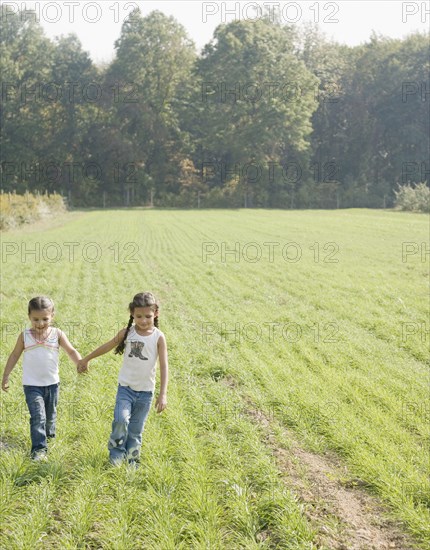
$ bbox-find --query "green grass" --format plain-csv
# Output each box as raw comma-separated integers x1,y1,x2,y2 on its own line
0,208,428,548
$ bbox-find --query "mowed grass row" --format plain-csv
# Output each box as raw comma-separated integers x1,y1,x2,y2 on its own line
0,208,428,548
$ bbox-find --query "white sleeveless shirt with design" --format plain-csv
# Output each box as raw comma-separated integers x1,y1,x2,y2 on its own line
22,328,60,386
118,326,162,392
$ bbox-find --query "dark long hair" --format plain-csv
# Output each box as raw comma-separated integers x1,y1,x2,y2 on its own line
28,296,55,314
114,292,159,355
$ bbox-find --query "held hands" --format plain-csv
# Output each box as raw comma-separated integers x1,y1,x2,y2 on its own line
155,393,167,414
77,360,88,374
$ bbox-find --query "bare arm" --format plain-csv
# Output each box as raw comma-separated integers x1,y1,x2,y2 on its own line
2,333,24,391
58,330,82,365
155,334,168,413
80,329,126,364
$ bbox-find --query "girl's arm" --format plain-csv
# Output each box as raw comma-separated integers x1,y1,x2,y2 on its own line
58,330,82,365
155,334,168,413
78,329,126,371
2,333,25,391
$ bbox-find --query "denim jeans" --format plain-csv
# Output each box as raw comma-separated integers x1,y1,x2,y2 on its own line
108,385,153,464
23,383,59,456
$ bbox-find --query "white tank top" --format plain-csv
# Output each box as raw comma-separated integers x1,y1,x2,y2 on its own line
117,326,162,392
22,328,60,386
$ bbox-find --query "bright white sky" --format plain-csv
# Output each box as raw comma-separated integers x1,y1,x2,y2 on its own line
4,1,430,64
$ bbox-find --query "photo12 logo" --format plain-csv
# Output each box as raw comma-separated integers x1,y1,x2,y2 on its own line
1,320,124,345
201,2,341,24
2,80,141,105
402,81,429,102
1,241,139,264
401,162,429,183
200,161,341,186
201,401,244,423
201,80,341,104
400,400,430,424
401,242,429,263
201,241,340,263
1,161,139,186
1,2,142,25
402,2,430,23
0,396,114,426
201,321,340,343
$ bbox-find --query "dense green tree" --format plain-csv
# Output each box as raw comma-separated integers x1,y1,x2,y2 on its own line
47,34,99,203
301,28,429,207
105,9,196,204
297,25,355,207
0,11,55,191
193,18,318,207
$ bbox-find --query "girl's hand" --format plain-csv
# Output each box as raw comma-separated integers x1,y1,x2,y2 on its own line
155,393,167,413
77,360,88,374
2,378,10,392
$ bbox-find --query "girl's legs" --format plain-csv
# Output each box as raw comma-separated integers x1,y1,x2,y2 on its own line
108,385,133,464
24,384,59,458
24,385,48,457
45,383,59,440
108,386,153,465
126,390,153,463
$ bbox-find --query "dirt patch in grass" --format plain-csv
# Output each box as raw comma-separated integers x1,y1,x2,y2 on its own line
222,377,418,550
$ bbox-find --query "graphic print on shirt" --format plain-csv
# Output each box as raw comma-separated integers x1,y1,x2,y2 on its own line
128,340,148,360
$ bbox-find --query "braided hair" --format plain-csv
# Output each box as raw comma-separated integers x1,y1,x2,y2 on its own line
114,292,159,355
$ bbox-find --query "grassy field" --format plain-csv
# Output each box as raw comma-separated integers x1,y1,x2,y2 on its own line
0,209,428,549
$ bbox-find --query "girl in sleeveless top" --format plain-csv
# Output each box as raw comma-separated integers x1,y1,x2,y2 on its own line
1,296,82,460
77,292,168,467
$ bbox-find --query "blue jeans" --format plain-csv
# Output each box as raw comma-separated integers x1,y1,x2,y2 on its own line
23,383,59,456
108,385,153,464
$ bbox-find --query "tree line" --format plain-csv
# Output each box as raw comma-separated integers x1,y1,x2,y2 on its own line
1,8,428,208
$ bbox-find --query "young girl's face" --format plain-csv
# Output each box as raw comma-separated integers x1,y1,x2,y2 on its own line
29,309,54,333
132,306,157,332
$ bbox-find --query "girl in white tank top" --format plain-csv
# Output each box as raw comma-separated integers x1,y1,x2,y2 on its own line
1,296,82,459
78,292,169,466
